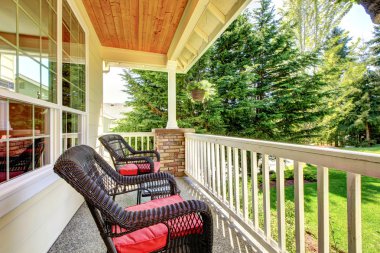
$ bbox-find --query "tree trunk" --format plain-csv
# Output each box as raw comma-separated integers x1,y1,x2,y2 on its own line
366,122,370,142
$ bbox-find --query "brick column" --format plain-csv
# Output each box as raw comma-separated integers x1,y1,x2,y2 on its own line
153,128,194,177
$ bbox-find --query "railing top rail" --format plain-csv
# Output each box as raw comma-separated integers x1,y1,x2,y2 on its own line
185,133,380,178
102,132,154,137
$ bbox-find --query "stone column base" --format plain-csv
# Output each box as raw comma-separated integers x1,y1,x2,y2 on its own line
153,128,195,176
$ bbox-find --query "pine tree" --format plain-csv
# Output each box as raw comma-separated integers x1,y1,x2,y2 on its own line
246,0,325,142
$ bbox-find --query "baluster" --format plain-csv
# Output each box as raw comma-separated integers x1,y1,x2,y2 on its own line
251,152,259,229
347,172,362,253
216,144,221,197
211,143,216,194
221,145,226,202
227,146,233,209
242,150,248,221
207,142,211,190
317,166,329,253
234,148,240,214
262,154,271,240
294,161,305,253
276,157,286,250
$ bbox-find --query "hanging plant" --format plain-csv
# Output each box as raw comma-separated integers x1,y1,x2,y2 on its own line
187,80,215,102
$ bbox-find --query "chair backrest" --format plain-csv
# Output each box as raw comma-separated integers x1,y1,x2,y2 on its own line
7,138,45,172
54,145,127,253
98,134,135,167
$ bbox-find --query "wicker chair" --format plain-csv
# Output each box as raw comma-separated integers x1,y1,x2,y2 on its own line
54,145,213,253
0,138,45,182
99,134,160,176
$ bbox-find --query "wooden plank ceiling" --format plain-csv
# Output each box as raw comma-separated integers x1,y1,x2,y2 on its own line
82,0,188,54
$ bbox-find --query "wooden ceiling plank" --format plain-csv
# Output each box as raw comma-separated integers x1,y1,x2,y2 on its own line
207,2,226,24
138,0,144,51
110,0,126,48
160,0,184,53
130,0,139,50
150,0,165,53
99,0,119,47
83,0,111,46
119,0,130,48
148,0,161,52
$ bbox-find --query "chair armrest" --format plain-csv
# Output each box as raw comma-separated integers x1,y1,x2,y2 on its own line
131,150,160,161
112,172,178,197
117,156,155,173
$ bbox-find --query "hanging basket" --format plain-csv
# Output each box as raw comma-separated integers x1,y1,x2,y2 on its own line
191,89,206,101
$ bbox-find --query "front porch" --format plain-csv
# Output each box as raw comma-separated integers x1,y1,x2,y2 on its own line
49,177,253,253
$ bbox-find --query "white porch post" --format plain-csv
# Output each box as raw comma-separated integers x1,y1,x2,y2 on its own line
166,60,179,129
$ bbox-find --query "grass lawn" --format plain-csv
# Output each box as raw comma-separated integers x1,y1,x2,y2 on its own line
245,146,380,252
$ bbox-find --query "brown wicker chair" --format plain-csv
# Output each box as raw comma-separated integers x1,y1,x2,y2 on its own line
54,145,213,253
99,134,160,176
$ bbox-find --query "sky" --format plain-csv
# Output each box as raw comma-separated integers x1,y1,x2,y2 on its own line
103,1,375,104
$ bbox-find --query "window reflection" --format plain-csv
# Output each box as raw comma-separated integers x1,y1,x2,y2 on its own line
0,0,17,47
62,111,81,151
0,140,8,183
9,101,33,138
35,106,49,136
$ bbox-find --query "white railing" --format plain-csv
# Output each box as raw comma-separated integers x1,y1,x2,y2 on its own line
98,132,155,163
185,133,380,253
62,133,79,151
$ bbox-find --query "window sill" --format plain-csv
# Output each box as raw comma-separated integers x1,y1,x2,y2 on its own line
0,165,59,217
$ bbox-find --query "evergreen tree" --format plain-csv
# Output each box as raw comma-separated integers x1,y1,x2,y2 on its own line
282,0,352,52
246,0,325,142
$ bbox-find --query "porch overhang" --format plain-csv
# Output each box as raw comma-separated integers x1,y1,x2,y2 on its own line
82,0,252,73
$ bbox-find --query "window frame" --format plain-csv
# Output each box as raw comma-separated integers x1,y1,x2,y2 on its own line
0,0,90,216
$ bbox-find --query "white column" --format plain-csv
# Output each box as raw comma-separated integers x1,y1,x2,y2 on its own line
166,60,178,129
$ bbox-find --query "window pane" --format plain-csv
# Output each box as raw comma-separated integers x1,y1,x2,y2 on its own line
9,139,33,180
35,137,48,169
18,8,40,56
62,0,85,111
9,100,33,138
19,0,40,25
62,112,81,151
17,54,41,99
35,106,49,136
0,99,8,137
0,49,16,91
0,0,17,47
41,0,57,42
0,140,7,183
41,67,57,102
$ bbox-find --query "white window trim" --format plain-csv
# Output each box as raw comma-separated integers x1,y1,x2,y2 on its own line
0,165,58,217
0,0,90,218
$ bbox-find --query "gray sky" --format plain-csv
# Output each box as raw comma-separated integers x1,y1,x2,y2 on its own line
103,2,375,104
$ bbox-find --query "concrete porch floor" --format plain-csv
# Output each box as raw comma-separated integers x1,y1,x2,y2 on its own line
48,177,255,253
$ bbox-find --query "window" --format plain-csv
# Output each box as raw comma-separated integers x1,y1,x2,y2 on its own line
0,98,50,183
62,0,86,111
0,0,57,103
62,111,82,151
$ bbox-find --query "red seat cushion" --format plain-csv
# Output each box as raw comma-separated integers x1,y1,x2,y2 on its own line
119,164,138,176
112,195,203,253
136,161,160,173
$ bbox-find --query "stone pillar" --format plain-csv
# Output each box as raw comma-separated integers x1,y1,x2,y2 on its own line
153,128,194,176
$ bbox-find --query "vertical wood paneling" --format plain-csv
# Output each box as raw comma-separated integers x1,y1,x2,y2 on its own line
294,161,305,253
347,172,362,253
83,0,188,53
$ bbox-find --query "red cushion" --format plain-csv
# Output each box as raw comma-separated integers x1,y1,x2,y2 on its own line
112,195,203,253
119,164,138,176
136,161,160,173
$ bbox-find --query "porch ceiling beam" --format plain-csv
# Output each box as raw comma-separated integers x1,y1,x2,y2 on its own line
194,26,209,43
182,0,253,73
185,43,198,56
167,0,210,61
207,2,226,24
101,46,168,72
